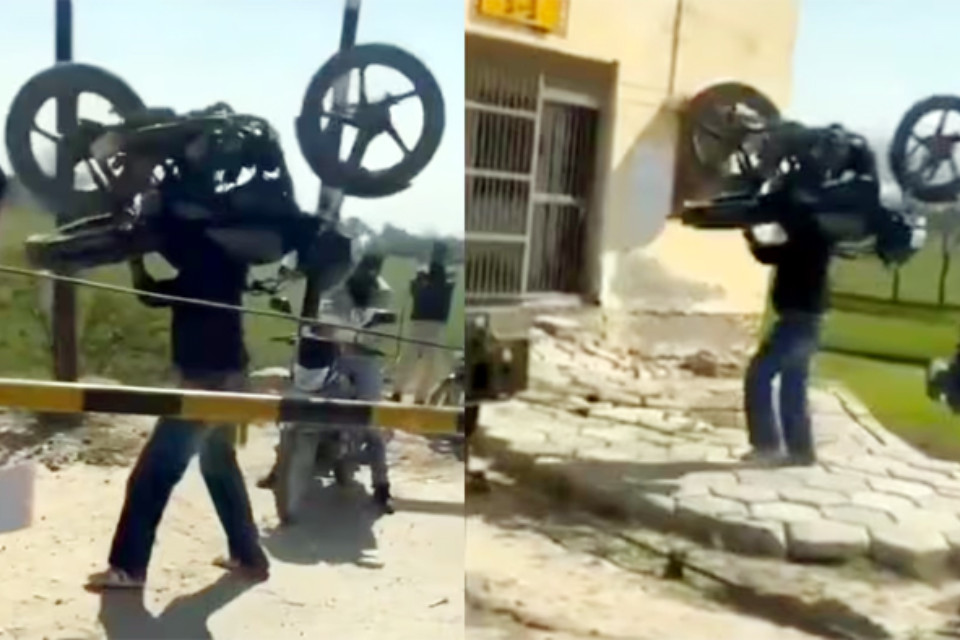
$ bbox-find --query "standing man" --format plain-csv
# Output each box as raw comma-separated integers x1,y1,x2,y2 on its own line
86,241,269,590
391,241,454,404
742,216,833,466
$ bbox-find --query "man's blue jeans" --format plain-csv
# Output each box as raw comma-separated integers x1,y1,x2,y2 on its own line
744,311,822,456
108,373,265,579
338,353,389,488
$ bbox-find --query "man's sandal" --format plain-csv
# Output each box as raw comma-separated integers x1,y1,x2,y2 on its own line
85,568,145,591
212,556,269,582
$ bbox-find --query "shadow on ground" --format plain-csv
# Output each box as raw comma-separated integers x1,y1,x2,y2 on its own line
468,472,894,640
261,482,383,566
97,573,254,640
260,477,463,567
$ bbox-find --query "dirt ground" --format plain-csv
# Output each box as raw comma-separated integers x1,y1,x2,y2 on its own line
0,415,464,640
466,476,820,640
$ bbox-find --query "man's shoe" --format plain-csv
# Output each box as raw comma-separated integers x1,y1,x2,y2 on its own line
389,392,402,402
373,483,395,515
784,451,817,467
212,556,270,582
85,568,145,591
740,449,785,465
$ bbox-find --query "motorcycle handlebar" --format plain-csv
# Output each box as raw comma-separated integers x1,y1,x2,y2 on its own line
680,196,770,229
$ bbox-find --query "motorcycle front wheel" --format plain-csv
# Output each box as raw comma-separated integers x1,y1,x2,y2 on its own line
273,426,316,525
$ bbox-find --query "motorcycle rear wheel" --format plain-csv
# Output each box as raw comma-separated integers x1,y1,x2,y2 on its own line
333,459,357,487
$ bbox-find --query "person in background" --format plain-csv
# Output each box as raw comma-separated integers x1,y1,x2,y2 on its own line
258,251,395,513
86,241,269,590
390,241,454,404
742,215,833,467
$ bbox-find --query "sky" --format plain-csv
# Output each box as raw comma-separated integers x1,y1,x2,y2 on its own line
0,0,947,239
0,0,464,237
790,0,959,145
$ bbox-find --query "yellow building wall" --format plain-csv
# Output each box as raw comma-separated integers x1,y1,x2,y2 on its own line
466,0,799,313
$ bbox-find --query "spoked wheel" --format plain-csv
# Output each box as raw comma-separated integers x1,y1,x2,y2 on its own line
685,82,781,192
890,95,960,203
273,426,316,526
5,63,145,219
296,43,445,198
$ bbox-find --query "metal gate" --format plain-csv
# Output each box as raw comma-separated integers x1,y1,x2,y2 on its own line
465,60,599,299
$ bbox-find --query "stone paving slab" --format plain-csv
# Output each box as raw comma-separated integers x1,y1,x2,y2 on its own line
478,332,960,582
477,395,960,581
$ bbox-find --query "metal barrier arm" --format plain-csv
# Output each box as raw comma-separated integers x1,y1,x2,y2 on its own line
0,378,463,435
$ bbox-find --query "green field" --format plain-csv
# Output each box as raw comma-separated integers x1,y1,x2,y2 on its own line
803,226,960,459
0,207,463,386
815,352,960,459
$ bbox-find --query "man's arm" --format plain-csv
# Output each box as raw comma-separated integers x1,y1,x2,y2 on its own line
129,257,179,308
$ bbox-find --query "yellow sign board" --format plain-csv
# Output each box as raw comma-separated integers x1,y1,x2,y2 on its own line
476,0,564,33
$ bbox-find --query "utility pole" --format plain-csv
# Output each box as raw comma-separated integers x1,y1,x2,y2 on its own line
299,0,360,320
51,0,79,383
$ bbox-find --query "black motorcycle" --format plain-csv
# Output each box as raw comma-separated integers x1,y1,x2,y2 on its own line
681,119,924,267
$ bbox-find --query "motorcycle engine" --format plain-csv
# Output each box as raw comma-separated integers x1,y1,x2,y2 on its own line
152,105,314,269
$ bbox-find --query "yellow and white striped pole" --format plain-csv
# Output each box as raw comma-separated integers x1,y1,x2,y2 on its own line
0,378,464,434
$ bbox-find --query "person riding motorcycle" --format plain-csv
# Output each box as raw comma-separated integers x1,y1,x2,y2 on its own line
258,252,395,514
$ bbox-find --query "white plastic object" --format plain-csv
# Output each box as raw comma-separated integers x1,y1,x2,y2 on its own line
0,463,34,533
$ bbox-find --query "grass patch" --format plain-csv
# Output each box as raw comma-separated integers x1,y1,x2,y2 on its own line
821,309,958,363
831,227,960,306
815,352,960,460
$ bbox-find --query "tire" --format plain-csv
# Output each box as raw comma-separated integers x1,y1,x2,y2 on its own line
684,82,780,186
296,44,445,198
333,459,356,487
5,63,144,219
890,95,960,203
273,427,315,525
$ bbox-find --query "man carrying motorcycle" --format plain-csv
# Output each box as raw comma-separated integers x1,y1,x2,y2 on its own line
740,125,887,467
87,235,269,590
742,216,832,466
